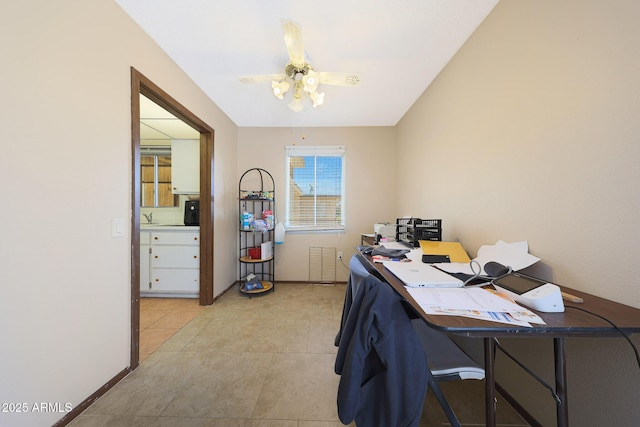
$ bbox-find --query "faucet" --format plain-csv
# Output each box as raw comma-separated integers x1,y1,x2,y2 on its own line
143,213,153,224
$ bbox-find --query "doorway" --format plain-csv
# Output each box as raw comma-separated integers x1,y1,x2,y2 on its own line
130,68,215,369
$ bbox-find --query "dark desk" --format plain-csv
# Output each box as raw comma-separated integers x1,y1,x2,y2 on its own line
355,251,640,427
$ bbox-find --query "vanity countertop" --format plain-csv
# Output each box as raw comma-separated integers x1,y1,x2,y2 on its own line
141,224,200,230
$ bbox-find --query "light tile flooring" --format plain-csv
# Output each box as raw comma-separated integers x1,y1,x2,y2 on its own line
138,297,208,362
69,283,530,426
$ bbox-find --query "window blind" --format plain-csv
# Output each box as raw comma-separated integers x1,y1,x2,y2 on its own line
285,146,346,231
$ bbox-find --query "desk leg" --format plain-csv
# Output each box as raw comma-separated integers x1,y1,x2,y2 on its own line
484,337,496,427
554,337,569,427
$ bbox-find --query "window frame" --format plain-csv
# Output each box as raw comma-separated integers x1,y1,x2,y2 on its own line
284,145,346,232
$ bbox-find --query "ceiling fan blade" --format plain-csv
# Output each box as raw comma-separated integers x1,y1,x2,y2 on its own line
281,19,305,68
240,74,286,84
317,72,361,87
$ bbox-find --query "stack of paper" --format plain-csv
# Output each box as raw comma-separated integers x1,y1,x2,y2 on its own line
406,287,545,327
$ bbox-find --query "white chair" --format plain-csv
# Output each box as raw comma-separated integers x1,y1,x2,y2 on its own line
412,319,485,427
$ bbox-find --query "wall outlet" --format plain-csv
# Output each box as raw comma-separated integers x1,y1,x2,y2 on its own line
337,251,343,260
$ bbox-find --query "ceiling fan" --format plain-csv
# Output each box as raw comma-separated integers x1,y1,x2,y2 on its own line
240,19,361,112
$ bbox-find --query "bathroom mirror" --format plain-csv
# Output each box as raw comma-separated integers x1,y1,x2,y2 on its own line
139,94,199,207
140,147,177,207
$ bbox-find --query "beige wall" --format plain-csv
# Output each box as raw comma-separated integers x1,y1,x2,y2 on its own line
238,127,396,282
0,1,237,426
397,0,640,425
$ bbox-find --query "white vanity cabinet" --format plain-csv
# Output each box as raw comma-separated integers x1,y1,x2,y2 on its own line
171,139,199,194
140,231,151,292
140,227,199,297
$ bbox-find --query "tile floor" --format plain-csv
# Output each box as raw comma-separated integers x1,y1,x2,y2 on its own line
69,283,530,426
139,297,208,361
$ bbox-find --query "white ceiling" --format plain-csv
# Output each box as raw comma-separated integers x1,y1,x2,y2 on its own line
119,0,498,128
140,94,199,142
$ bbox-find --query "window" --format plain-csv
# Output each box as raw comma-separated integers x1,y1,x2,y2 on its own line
140,146,178,208
285,145,345,231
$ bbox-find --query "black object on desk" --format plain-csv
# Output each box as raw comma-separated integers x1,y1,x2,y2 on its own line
422,254,451,263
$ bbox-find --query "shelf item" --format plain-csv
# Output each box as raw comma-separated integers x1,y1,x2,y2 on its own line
274,221,285,244
239,281,274,295
238,168,276,296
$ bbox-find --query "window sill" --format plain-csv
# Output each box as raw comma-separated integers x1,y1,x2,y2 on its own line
284,228,346,234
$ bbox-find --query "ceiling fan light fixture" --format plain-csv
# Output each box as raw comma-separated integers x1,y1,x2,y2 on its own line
241,19,359,113
302,70,319,93
271,80,290,99
287,81,306,112
288,97,305,112
309,91,325,108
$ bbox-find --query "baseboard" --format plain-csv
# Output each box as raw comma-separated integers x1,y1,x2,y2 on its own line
271,280,347,285
232,280,347,287
52,367,131,426
215,281,239,300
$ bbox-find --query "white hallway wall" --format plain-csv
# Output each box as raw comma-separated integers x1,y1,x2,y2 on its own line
396,1,640,425
0,1,238,426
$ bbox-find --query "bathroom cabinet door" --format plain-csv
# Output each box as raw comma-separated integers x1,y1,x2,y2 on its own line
140,231,151,292
171,139,199,194
151,245,199,269
150,269,199,293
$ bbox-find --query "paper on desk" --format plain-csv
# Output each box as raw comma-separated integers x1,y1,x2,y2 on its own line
435,240,540,275
421,307,535,327
407,287,522,312
476,240,540,272
406,287,545,327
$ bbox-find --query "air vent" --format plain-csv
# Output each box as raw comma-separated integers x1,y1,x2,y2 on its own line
309,247,337,283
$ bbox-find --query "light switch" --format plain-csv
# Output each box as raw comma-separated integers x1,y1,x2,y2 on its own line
111,218,125,238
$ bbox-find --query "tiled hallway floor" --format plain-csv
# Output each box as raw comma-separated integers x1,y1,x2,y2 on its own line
139,297,207,361
69,283,530,426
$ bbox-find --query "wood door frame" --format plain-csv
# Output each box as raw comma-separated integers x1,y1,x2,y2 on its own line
130,67,215,369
